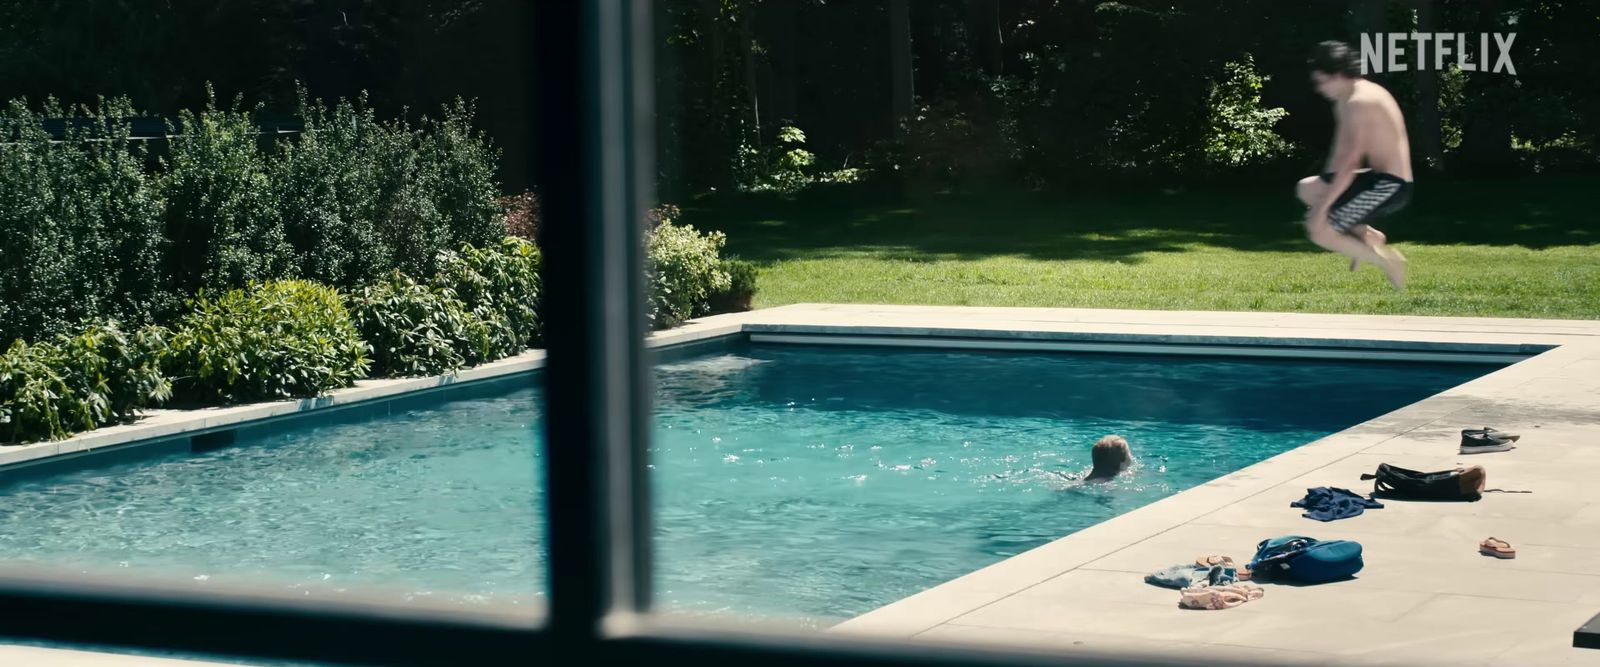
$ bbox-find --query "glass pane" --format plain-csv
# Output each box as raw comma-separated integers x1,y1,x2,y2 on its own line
645,2,1597,665
0,0,544,624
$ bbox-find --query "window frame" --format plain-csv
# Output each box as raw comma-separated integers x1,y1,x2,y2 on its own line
0,3,1244,665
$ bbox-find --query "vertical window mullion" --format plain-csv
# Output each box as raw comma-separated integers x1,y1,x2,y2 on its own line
534,0,651,647
621,0,658,618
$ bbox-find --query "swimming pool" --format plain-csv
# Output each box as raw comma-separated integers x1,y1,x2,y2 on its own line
0,342,1490,628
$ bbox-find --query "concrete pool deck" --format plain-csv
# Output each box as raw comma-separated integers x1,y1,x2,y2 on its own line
0,646,252,666
5,303,1599,665
745,305,1600,666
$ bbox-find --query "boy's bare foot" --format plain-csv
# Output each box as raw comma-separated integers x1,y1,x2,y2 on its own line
1377,247,1407,291
1350,226,1387,272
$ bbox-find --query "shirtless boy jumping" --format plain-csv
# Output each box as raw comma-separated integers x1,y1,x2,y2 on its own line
1295,41,1413,290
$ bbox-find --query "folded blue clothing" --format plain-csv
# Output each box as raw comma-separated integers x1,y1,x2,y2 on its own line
1291,486,1384,521
1144,563,1238,589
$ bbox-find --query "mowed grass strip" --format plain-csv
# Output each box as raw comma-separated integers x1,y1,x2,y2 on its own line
683,178,1599,319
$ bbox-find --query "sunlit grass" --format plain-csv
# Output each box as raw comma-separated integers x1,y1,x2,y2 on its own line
684,178,1600,319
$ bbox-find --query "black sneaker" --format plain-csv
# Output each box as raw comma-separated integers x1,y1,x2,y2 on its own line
1462,426,1521,442
1461,429,1515,454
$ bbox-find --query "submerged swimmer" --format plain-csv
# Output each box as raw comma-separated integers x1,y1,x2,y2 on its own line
984,434,1136,486
1083,435,1134,482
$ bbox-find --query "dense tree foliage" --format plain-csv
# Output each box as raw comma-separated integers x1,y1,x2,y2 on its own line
1,0,1592,195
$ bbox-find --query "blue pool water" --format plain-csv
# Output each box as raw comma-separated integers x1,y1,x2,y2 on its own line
0,344,1489,627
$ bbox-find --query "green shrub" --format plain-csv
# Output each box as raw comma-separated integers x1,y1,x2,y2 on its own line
0,98,167,344
0,99,77,344
0,321,170,445
160,90,291,296
432,237,542,360
0,90,509,346
1203,56,1291,168
419,100,504,252
708,258,758,313
357,99,505,280
344,108,446,280
646,218,731,329
646,203,682,227
274,94,390,288
79,100,172,328
164,280,369,404
55,321,171,429
734,125,867,194
348,273,488,377
500,190,540,241
0,340,67,443
461,307,519,365
866,102,1007,188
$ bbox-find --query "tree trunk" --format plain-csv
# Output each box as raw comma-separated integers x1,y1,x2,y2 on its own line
1410,0,1444,173
1346,0,1386,39
1458,75,1516,173
967,0,1003,76
1455,0,1515,173
653,2,684,199
765,0,799,125
701,0,725,110
739,7,761,144
889,0,914,135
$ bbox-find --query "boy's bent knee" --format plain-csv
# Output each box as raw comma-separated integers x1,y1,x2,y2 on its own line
1296,176,1324,206
1351,224,1385,243
1306,221,1341,245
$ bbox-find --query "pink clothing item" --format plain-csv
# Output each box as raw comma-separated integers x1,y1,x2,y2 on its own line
1178,583,1264,610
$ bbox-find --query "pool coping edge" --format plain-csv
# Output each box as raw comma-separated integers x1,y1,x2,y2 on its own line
0,321,745,473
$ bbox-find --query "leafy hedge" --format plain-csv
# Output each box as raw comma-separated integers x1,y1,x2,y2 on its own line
418,101,505,259
499,190,539,241
434,237,543,360
161,93,294,298
0,97,748,445
1,228,752,445
349,274,479,377
709,258,758,313
334,98,504,282
0,99,168,344
274,93,391,288
1,321,170,444
0,85,753,351
1,92,506,346
164,280,371,404
646,218,732,329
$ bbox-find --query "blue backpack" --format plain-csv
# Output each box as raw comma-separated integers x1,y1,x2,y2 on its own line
1248,535,1363,583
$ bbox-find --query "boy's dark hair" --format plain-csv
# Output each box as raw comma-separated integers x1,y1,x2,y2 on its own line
1309,40,1362,78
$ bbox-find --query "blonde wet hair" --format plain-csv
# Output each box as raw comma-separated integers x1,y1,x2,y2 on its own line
1087,435,1133,480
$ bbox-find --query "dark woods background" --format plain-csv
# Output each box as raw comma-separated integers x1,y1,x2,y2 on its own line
1,0,1594,196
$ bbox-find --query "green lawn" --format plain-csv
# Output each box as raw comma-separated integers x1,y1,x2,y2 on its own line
681,177,1600,319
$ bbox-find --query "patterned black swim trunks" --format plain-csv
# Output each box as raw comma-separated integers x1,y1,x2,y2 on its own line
1318,171,1412,234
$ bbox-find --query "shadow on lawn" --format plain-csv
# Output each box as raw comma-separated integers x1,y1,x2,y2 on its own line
680,177,1594,264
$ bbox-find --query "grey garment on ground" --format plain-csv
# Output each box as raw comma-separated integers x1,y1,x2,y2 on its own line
1144,563,1238,589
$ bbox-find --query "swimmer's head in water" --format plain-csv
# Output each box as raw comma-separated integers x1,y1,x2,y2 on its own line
1086,435,1133,481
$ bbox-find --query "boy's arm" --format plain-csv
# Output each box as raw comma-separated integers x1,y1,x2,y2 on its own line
1313,102,1368,224
1322,105,1345,173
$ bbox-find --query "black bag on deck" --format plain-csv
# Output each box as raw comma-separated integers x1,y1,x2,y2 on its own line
1361,463,1484,502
